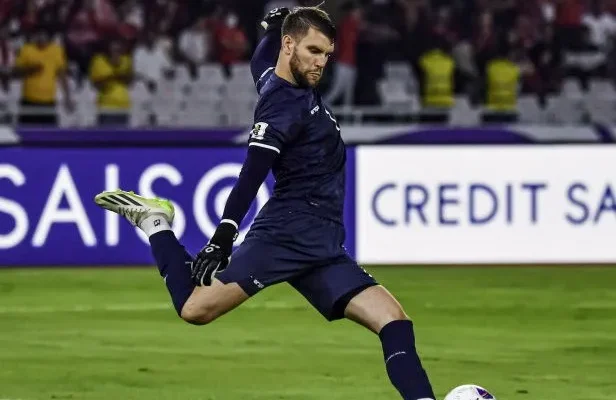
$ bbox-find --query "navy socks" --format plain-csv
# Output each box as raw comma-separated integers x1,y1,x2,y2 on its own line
379,320,435,400
149,230,195,316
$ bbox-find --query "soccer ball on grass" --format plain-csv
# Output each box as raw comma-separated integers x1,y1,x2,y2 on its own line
444,384,496,400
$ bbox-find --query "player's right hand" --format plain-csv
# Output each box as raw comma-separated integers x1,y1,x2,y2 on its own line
260,7,290,31
191,243,231,286
191,222,237,286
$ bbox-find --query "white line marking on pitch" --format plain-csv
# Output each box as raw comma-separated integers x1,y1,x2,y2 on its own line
0,301,299,314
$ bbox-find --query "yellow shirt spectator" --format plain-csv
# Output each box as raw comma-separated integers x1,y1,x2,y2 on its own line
419,49,455,109
15,42,67,103
486,59,520,112
89,54,132,110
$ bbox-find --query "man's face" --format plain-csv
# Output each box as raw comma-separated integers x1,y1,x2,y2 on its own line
288,27,334,88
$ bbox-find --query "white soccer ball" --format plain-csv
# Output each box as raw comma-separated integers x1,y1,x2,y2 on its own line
444,384,496,400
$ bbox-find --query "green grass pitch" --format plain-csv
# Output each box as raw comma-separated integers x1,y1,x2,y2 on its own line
1,266,615,400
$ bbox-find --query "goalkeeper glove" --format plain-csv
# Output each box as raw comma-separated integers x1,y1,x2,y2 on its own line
260,7,290,32
191,222,238,286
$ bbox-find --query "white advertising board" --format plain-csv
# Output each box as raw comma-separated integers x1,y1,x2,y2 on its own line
357,146,616,264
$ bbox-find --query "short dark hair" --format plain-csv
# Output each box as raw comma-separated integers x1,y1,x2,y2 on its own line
282,6,336,43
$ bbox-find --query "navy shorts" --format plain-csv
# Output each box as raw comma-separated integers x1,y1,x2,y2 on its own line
216,212,377,321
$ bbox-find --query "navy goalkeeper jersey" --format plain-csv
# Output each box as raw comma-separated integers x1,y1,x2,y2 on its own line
248,68,346,224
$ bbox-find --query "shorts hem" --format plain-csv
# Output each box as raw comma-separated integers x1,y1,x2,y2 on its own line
215,274,262,296
326,282,379,321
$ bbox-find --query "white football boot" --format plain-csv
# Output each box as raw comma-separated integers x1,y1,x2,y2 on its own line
94,189,174,227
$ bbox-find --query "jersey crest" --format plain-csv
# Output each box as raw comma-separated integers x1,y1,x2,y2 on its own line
250,122,269,140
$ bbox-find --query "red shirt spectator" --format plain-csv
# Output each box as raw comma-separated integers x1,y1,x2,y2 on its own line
67,0,118,47
336,8,361,66
212,13,247,65
555,0,585,26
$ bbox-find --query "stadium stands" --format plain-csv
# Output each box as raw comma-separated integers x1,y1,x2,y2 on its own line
0,0,615,127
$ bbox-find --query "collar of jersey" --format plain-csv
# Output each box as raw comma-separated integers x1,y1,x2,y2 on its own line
271,71,307,90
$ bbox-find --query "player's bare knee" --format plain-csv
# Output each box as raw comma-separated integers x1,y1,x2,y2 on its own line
180,302,218,326
386,308,410,324
375,307,409,332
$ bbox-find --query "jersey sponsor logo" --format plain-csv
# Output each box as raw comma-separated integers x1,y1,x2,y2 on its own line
250,122,268,140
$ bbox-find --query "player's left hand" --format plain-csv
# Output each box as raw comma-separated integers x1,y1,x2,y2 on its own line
191,243,230,286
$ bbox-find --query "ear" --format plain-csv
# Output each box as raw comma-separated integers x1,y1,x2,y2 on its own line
281,35,295,56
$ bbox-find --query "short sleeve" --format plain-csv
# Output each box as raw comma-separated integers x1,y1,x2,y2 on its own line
15,45,32,68
248,93,304,154
89,55,111,82
120,56,133,74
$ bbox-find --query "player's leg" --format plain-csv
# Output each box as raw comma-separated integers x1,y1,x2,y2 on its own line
179,279,249,325
94,190,248,324
344,285,435,400
290,258,435,400
149,228,249,325
183,225,319,324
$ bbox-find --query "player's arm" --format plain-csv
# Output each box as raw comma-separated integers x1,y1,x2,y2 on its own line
191,97,303,286
250,7,290,86
190,149,277,287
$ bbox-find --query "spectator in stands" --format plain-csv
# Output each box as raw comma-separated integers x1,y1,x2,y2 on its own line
417,37,455,123
64,0,119,86
565,24,608,90
491,0,519,34
133,30,174,93
178,17,211,79
540,0,556,23
0,23,14,92
554,0,586,50
507,14,542,93
89,37,133,126
17,0,42,33
146,0,192,39
482,44,522,123
432,5,458,50
0,23,13,123
529,22,563,103
13,25,74,126
355,0,402,106
211,8,248,75
324,1,361,107
582,0,616,51
467,11,498,103
116,0,144,42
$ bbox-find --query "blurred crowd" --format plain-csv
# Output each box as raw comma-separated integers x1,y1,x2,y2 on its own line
345,0,616,110
0,0,614,126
